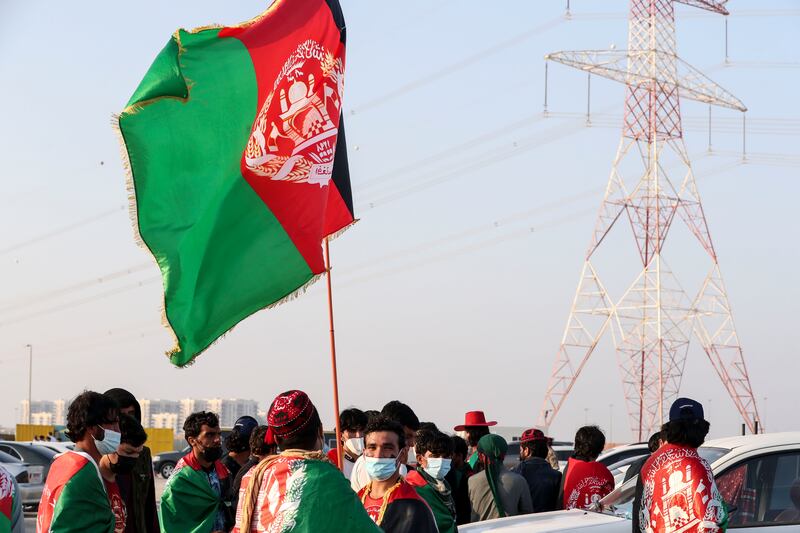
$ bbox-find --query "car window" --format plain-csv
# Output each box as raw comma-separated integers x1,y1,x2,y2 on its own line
599,448,646,466
555,449,573,461
717,450,800,527
0,450,21,463
0,445,22,461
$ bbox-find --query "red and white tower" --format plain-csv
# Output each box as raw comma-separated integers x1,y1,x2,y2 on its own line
539,0,761,439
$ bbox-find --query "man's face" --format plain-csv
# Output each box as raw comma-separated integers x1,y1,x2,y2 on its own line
190,424,221,452
403,427,416,447
342,427,364,441
452,451,464,468
364,431,400,459
117,442,143,459
417,449,451,470
119,405,137,419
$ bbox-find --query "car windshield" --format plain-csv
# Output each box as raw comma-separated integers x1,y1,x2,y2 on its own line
599,446,731,520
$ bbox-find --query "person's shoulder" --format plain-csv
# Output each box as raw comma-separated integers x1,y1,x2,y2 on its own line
405,469,427,488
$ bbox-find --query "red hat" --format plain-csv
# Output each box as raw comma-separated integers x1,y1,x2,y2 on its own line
267,390,317,439
453,411,497,431
519,428,550,444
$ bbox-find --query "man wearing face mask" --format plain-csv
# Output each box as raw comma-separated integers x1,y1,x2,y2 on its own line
99,414,149,533
357,417,437,533
104,387,159,533
160,411,231,533
327,408,367,478
37,390,118,532
406,429,458,533
351,401,419,493
234,390,378,533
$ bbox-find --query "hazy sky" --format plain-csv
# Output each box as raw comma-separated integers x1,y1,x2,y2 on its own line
1,0,798,443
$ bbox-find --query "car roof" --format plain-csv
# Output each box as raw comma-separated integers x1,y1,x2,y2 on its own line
702,431,800,454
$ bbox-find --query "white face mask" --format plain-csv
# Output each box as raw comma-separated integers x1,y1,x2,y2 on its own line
345,437,364,456
406,446,417,466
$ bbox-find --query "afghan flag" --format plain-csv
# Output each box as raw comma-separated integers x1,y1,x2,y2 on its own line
36,451,116,533
116,0,353,366
234,454,380,533
159,453,228,533
0,466,16,533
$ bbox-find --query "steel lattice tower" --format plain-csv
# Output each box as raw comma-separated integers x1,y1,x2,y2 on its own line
539,0,761,440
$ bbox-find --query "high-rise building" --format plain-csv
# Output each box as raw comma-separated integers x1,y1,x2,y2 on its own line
20,400,69,425
150,413,181,433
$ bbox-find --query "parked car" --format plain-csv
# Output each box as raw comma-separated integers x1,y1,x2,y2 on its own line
460,432,800,532
0,441,57,483
29,440,74,454
596,442,649,467
0,449,44,514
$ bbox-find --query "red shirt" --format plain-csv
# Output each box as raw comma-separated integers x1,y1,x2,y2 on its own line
562,457,614,510
103,479,126,533
362,493,383,523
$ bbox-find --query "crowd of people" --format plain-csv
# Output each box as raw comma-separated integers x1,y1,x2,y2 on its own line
0,387,729,533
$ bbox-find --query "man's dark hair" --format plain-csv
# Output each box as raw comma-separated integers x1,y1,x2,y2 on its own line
647,431,662,453
418,422,439,433
275,409,322,451
465,426,490,447
250,425,277,457
661,419,710,448
381,401,420,431
416,429,454,458
340,408,368,433
225,428,251,454
119,413,148,447
184,411,219,442
573,425,606,461
521,439,549,459
66,391,118,443
364,410,381,423
451,435,468,457
104,388,142,424
365,416,406,450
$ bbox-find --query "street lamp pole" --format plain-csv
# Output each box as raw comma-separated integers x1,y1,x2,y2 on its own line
609,404,614,443
26,344,32,425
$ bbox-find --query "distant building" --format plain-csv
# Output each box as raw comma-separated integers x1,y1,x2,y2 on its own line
20,400,68,425
150,413,181,433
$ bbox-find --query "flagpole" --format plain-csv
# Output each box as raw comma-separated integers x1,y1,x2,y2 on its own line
324,237,344,470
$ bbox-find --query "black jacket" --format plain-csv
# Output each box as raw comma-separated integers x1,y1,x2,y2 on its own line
445,464,472,525
513,457,562,513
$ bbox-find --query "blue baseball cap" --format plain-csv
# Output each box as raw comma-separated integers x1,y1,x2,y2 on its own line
669,397,704,421
233,415,259,437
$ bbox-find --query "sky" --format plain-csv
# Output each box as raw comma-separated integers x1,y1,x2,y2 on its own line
0,0,798,443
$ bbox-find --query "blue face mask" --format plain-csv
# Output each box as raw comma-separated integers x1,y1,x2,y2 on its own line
364,456,399,481
94,428,121,456
424,457,452,480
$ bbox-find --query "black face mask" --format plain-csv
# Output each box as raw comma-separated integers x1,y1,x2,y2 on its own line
110,455,138,474
199,445,223,463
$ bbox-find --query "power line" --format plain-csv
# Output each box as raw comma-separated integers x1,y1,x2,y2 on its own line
0,205,126,256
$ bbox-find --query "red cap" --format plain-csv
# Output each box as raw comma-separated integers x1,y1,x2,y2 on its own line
519,428,550,444
453,411,497,431
267,390,317,439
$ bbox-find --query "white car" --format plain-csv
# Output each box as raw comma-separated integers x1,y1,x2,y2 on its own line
460,432,800,532
597,443,650,467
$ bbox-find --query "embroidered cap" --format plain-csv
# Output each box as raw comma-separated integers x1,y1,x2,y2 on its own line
267,390,317,438
668,397,705,421
519,428,552,444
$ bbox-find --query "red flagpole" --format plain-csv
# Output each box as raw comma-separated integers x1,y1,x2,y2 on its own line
324,237,343,470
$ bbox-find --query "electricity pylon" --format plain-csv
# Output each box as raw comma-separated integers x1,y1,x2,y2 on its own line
539,0,761,440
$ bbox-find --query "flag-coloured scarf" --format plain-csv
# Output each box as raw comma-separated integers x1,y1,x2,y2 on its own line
234,451,379,533
36,451,115,533
638,443,727,533
159,452,228,533
116,0,353,366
